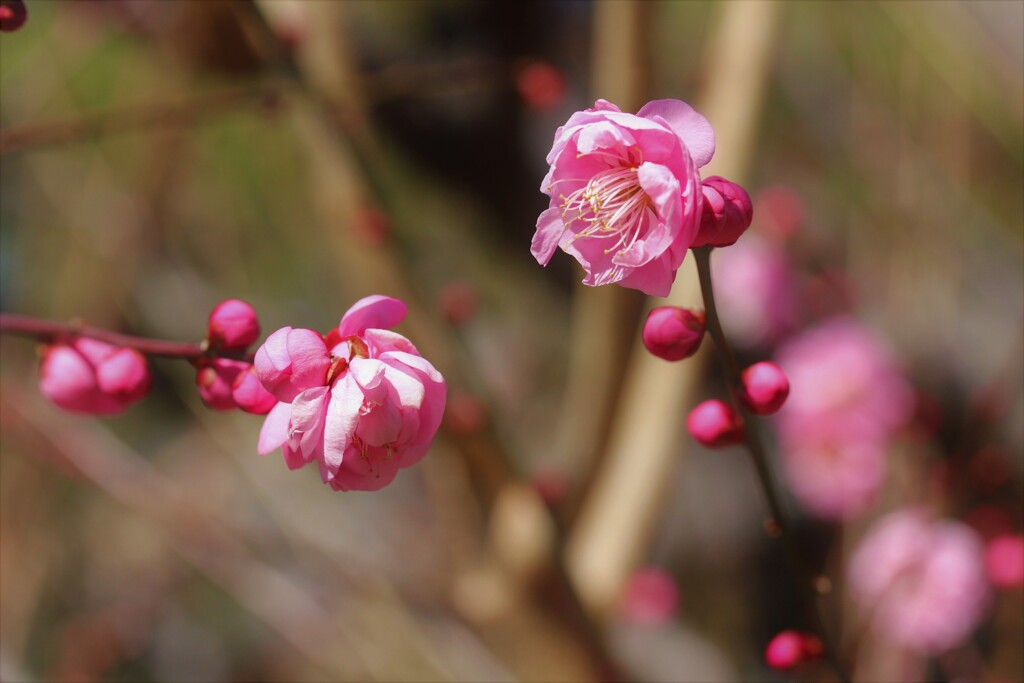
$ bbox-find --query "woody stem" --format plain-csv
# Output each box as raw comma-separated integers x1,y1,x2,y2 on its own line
693,246,851,683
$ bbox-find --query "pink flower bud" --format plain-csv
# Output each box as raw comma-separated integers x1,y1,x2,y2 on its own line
253,327,331,403
515,59,567,111
0,0,28,32
232,366,277,415
207,299,260,351
985,534,1024,589
95,348,152,403
39,339,149,415
692,176,753,248
765,630,822,671
195,358,248,411
687,399,744,447
642,306,705,361
619,567,680,625
740,361,790,415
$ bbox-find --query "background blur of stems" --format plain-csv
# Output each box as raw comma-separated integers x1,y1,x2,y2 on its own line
1,2,1021,682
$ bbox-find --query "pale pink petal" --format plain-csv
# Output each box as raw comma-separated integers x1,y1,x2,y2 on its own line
349,358,387,405
531,207,566,266
255,327,294,373
257,401,292,455
380,360,426,410
616,254,678,297
575,120,635,156
356,398,402,447
380,351,444,384
329,445,401,492
363,328,419,356
282,443,308,470
288,386,329,458
637,99,715,168
338,295,407,336
254,327,330,403
321,374,363,481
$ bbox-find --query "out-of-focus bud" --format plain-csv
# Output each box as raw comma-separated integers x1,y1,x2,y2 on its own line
349,204,390,246
642,307,705,361
530,466,569,507
754,185,804,241
0,0,28,32
764,630,822,671
438,281,479,326
619,567,680,625
692,176,753,248
985,534,1024,589
687,399,744,447
95,347,152,403
39,339,150,415
231,365,277,415
207,299,260,351
515,59,567,111
196,358,248,410
740,361,790,415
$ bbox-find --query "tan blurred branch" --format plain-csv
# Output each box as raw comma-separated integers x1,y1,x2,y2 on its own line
0,83,279,156
567,0,781,616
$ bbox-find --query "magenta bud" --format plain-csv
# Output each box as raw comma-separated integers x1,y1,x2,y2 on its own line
740,361,790,415
39,340,148,415
765,630,822,671
207,299,260,351
95,347,152,404
692,176,753,248
232,366,277,415
196,358,249,411
642,306,705,361
0,0,28,32
687,399,744,447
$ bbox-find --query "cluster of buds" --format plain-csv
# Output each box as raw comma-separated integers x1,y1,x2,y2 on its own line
194,300,275,414
40,339,151,415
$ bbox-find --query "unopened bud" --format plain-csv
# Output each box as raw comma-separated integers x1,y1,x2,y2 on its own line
207,299,260,351
765,630,822,671
232,366,277,415
95,347,152,404
642,306,705,361
687,399,744,447
0,0,28,32
196,358,248,410
739,361,789,415
693,176,753,248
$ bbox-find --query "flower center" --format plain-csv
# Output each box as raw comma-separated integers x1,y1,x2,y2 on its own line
559,165,652,256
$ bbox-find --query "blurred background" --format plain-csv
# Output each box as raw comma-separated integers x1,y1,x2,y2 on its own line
0,1,1021,681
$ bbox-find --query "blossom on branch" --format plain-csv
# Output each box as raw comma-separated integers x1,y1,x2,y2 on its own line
255,295,446,492
39,338,151,415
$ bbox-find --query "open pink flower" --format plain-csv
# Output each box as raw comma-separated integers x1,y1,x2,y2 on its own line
255,295,446,492
849,508,990,654
532,99,714,296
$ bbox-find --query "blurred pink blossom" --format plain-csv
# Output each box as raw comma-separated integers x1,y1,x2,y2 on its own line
40,339,151,415
984,534,1024,589
619,567,680,625
753,185,804,241
712,234,799,348
764,630,822,671
773,319,913,519
849,508,990,654
775,318,914,444
0,0,27,32
255,295,446,492
532,99,713,296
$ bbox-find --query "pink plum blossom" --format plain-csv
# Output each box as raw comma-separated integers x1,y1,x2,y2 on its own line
772,319,914,519
532,99,714,296
40,338,151,415
255,295,446,492
849,508,990,654
984,534,1024,589
196,358,275,414
775,319,913,443
712,234,799,348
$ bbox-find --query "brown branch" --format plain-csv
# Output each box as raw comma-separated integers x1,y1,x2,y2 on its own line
0,312,252,362
0,82,281,156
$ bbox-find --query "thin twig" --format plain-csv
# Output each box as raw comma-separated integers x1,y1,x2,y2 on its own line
0,83,280,156
0,312,251,362
694,246,851,683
